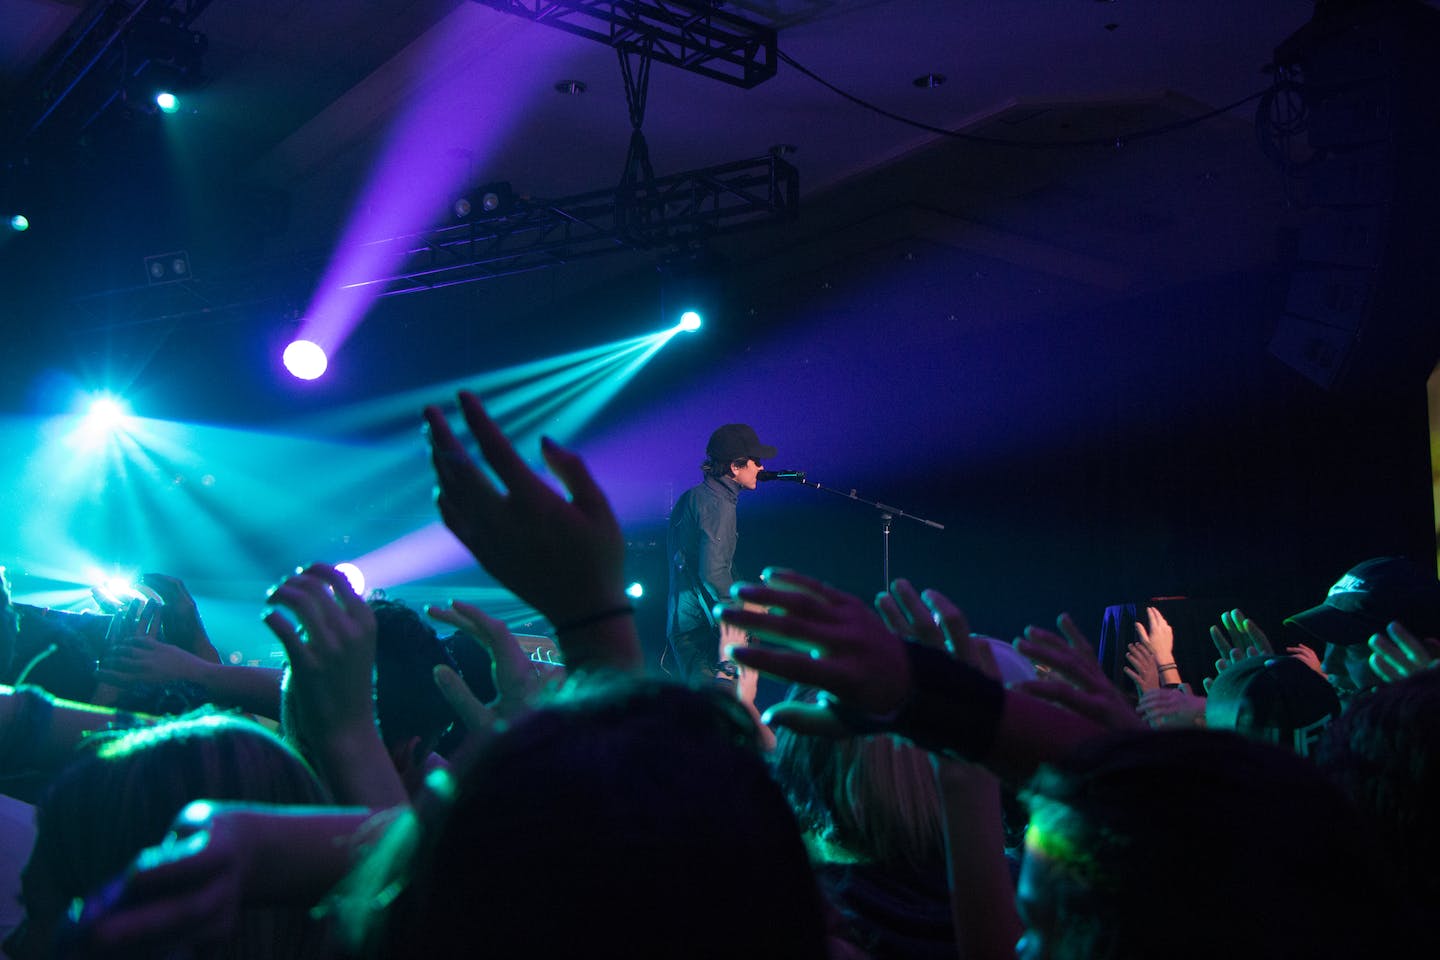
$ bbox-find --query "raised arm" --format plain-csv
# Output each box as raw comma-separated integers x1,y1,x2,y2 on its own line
265,564,406,808
423,391,640,674
722,569,1107,785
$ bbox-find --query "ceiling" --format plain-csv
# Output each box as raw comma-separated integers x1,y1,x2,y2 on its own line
2,1,1315,276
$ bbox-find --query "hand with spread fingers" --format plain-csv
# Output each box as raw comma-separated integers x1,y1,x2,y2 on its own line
141,573,223,664
1015,615,1144,731
1137,683,1207,729
1135,605,1180,687
719,568,913,737
1287,642,1327,679
423,391,638,673
264,564,404,807
427,600,545,731
1123,639,1160,694
1367,621,1440,683
1210,608,1272,660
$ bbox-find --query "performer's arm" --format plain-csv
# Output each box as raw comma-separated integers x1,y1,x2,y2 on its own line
696,498,736,602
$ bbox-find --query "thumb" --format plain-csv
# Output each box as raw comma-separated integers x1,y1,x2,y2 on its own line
761,700,852,737
433,664,494,732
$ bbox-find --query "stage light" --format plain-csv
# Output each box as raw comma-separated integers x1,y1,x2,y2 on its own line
155,91,180,113
625,581,644,600
678,311,702,332
334,562,366,596
86,396,131,431
8,215,28,232
143,250,191,285
283,340,328,380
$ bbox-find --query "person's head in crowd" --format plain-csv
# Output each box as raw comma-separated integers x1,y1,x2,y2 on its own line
772,687,944,873
281,598,457,793
1204,653,1340,755
370,599,458,782
1017,729,1403,960
1285,557,1440,694
381,676,826,959
4,607,106,701
1314,668,1440,914
11,712,329,960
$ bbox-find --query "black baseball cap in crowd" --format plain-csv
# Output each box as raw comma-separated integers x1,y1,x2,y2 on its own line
1284,557,1440,647
706,424,777,463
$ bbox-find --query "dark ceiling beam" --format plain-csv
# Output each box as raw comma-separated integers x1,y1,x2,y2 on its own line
346,152,798,297
472,0,777,88
10,0,213,145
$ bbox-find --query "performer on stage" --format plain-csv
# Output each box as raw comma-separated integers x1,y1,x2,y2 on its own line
666,423,775,684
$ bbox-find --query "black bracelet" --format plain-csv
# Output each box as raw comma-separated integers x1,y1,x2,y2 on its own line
552,605,635,634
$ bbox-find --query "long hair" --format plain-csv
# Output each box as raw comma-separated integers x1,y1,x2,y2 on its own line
772,704,944,872
17,711,330,960
380,676,827,959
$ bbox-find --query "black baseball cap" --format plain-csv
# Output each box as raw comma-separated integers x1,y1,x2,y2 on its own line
1284,557,1440,647
706,424,776,463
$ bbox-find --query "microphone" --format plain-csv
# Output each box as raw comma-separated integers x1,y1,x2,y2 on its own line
757,469,807,483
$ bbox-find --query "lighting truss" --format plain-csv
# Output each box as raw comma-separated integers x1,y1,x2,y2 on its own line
340,152,798,297
474,0,776,88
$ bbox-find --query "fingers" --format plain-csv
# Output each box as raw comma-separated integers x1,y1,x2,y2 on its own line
430,600,535,703
1017,625,1083,673
265,565,360,652
457,391,536,496
761,700,852,738
424,404,493,500
918,586,967,654
1056,613,1093,654
263,610,305,666
539,435,614,523
874,590,906,637
729,643,850,692
1238,609,1273,654
433,664,495,732
1210,620,1235,659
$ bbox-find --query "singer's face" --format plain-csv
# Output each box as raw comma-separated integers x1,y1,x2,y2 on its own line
732,457,762,490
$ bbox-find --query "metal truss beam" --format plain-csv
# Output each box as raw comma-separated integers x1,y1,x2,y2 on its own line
474,1,776,88
340,153,797,297
65,153,798,324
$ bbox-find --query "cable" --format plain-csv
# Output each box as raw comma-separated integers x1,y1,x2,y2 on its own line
776,48,1270,150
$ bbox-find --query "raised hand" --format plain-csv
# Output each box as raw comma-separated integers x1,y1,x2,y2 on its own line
423,391,637,673
720,568,913,737
104,591,166,650
1137,684,1206,729
427,600,546,728
265,564,404,807
1123,639,1160,694
1287,643,1327,679
1134,605,1181,687
1015,615,1144,731
141,573,223,663
1210,608,1272,660
1367,621,1440,683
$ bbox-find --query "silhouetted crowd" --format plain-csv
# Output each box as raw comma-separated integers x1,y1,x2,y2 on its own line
2,389,1437,959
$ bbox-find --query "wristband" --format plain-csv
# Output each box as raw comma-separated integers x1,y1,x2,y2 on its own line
892,643,1006,763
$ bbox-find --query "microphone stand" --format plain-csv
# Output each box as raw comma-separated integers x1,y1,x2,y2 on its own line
785,479,944,589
